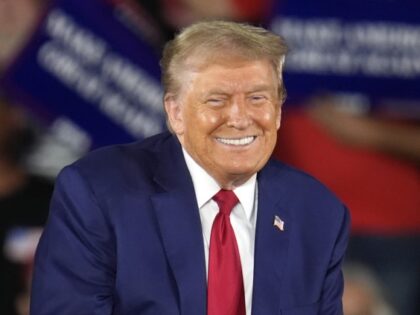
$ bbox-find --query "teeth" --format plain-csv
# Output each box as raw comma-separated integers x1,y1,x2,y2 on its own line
216,136,255,146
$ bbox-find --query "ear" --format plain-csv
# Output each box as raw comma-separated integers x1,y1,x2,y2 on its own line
164,93,184,135
276,103,282,130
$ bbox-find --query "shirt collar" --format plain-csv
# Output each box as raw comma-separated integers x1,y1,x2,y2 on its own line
182,148,257,221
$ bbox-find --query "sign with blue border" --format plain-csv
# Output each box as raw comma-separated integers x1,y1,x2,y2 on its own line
2,0,166,148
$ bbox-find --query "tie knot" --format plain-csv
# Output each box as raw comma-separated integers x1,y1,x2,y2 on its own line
213,189,239,215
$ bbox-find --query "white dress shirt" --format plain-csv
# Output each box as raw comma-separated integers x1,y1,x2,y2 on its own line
182,149,258,315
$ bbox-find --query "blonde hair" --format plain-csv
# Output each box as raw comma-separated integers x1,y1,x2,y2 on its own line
160,20,288,103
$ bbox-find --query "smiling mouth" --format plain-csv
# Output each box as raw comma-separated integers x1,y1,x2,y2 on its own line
216,136,256,146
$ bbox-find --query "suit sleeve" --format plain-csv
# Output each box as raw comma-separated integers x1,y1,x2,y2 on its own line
30,165,116,315
319,205,351,315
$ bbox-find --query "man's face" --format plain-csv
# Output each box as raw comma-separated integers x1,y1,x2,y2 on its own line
165,58,282,188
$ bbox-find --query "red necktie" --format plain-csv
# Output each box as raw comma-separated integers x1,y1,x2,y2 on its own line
207,189,246,315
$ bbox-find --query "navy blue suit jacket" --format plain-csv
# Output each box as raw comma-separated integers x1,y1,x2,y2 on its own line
31,132,349,315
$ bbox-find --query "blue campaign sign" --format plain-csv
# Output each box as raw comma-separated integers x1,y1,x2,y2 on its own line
2,0,166,148
269,0,420,112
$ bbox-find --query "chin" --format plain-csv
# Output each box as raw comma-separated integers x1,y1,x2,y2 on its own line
224,166,258,178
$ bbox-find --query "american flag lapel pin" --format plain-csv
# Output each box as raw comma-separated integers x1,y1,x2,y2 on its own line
273,215,285,231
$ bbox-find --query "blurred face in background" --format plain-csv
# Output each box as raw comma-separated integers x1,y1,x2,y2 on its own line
0,99,32,164
0,0,44,71
343,279,378,315
165,56,282,188
161,0,273,29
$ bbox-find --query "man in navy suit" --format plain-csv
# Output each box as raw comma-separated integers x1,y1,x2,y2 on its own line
31,21,349,315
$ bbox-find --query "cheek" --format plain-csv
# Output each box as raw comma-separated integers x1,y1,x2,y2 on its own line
256,109,278,129
202,113,220,125
194,109,222,129
276,108,281,129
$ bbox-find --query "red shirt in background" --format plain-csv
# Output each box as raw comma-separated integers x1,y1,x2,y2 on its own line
273,109,420,235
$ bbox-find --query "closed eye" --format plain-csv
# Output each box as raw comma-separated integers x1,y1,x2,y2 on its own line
249,95,268,104
206,98,226,106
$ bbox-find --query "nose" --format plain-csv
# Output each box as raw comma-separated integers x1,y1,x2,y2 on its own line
226,96,252,129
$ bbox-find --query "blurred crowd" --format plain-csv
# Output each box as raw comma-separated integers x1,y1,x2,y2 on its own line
0,0,419,315
274,95,420,315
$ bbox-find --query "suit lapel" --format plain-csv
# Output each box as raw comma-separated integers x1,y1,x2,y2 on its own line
151,135,207,315
252,161,292,314
148,135,292,315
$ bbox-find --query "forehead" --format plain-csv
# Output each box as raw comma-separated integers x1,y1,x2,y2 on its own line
182,57,278,94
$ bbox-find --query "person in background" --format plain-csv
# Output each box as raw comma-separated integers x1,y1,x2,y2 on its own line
273,94,420,315
343,264,397,315
307,96,420,164
0,0,47,72
31,21,349,315
133,0,273,49
0,93,53,315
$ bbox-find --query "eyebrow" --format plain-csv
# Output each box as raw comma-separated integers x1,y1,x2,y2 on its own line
202,89,230,99
247,84,276,93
